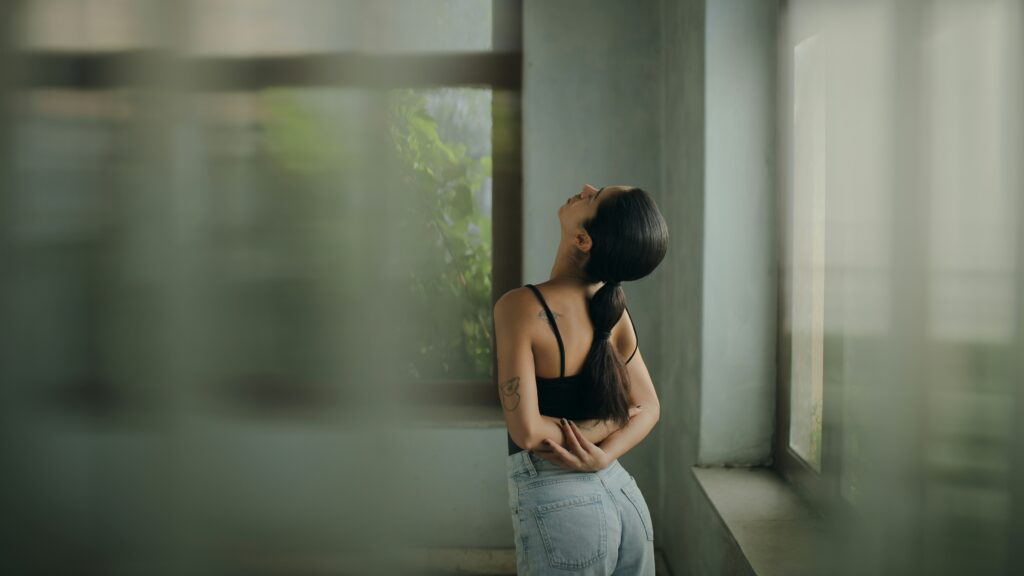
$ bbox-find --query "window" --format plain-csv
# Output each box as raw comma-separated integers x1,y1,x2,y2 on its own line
778,10,1021,561
776,0,896,507
787,32,826,473
392,87,495,383
918,3,1018,572
6,0,522,419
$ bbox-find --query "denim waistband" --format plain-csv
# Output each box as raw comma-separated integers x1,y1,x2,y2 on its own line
506,449,630,486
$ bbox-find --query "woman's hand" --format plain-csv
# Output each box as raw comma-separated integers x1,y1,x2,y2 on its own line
533,418,613,472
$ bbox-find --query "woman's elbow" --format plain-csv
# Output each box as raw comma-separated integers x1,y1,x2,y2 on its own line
520,437,546,452
510,426,541,452
648,402,661,424
516,427,556,452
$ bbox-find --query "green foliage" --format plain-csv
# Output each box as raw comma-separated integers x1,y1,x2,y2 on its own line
255,87,494,382
261,89,346,176
388,89,493,381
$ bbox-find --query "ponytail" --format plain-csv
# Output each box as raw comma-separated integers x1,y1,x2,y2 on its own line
581,280,632,428
579,186,668,427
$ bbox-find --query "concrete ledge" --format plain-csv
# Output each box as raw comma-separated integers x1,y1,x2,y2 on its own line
402,547,673,575
403,548,516,574
692,467,822,576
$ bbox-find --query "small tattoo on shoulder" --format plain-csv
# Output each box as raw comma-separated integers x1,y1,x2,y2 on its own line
536,309,563,325
499,376,521,411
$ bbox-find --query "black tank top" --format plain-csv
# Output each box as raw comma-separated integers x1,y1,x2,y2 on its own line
506,283,639,455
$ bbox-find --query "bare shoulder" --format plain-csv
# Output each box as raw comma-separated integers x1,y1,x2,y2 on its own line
615,306,639,359
493,287,536,323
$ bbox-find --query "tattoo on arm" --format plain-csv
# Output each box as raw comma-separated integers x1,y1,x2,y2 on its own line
577,420,598,431
499,376,521,411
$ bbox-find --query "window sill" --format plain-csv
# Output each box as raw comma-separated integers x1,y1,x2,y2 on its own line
692,467,823,576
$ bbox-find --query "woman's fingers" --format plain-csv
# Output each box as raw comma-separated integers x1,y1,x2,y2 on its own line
542,439,582,469
568,421,611,471
568,419,597,451
533,448,562,465
536,436,608,472
560,418,585,455
536,417,614,471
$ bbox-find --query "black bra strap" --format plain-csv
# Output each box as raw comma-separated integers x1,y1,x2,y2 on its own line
525,284,565,377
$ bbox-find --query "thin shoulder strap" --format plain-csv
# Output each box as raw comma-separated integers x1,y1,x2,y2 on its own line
524,284,565,377
624,305,639,364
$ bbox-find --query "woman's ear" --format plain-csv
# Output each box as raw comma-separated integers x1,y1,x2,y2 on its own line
574,231,593,254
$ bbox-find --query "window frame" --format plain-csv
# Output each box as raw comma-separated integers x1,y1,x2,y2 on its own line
774,0,839,513
775,0,922,520
9,0,523,408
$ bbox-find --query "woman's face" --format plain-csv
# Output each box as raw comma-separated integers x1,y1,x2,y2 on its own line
558,183,628,251
558,183,624,231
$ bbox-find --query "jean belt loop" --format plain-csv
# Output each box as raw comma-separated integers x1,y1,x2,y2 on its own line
522,450,538,477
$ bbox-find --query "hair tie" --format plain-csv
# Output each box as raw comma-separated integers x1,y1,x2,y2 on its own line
606,280,621,289
595,330,613,341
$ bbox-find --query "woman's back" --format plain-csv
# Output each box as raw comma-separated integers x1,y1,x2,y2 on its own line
505,281,639,455
522,281,638,380
500,184,665,575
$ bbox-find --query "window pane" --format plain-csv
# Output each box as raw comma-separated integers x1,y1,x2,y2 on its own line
194,87,494,394
787,34,825,472
196,87,495,388
389,88,494,382
5,90,135,419
3,85,494,424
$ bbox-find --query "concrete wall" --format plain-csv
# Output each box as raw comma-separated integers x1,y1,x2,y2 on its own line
395,426,515,547
655,0,707,571
656,0,777,573
522,0,663,284
521,2,777,574
699,0,778,466
522,0,665,497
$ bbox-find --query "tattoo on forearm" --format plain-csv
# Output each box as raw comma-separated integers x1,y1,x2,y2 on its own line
499,376,521,411
577,420,598,431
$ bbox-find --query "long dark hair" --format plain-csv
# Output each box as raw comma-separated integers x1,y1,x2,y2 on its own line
580,187,669,426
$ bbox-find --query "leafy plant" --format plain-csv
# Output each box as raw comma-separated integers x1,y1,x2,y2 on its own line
388,89,493,381
257,87,494,382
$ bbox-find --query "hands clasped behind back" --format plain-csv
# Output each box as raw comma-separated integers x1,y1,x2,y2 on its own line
532,405,643,472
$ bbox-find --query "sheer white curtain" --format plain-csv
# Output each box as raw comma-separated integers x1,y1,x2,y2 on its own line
782,1,1023,574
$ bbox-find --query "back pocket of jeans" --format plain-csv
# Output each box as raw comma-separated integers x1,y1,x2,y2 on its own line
532,493,607,570
621,477,655,541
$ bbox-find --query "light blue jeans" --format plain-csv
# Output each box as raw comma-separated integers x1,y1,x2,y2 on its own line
506,450,655,575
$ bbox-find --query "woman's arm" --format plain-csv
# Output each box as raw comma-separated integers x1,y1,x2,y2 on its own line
595,347,659,460
533,410,642,451
533,308,660,469
495,288,599,451
534,348,659,469
495,289,651,452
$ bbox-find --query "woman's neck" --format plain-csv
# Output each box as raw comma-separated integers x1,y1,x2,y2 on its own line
548,240,593,285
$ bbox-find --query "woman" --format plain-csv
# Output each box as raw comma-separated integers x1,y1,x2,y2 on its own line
493,184,669,575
